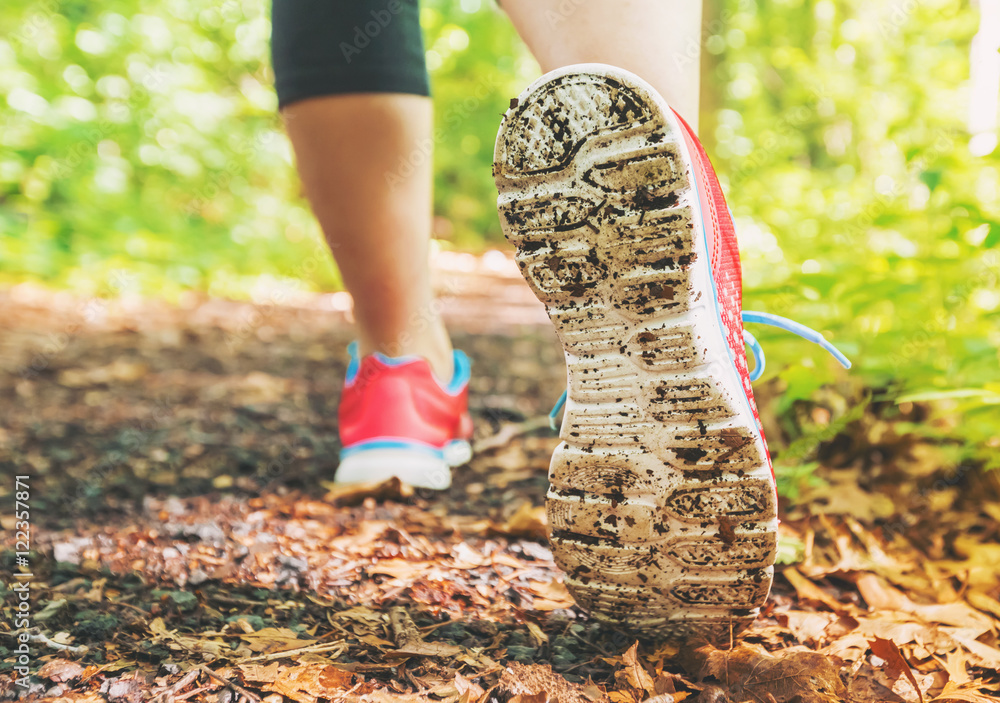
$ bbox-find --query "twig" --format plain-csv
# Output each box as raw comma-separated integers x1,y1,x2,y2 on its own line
567,628,613,658
27,630,88,654
175,685,213,701
237,641,347,664
332,682,363,701
210,595,270,608
107,600,153,619
152,668,200,703
197,665,262,703
472,416,552,454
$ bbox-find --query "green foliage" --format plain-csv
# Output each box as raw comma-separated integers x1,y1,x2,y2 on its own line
1,0,998,459
710,0,999,463
1,0,336,300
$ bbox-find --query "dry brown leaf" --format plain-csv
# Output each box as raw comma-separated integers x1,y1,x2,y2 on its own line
846,661,910,703
798,472,896,522
930,680,1000,703
940,649,971,686
499,663,601,703
149,617,230,657
966,590,1000,621
491,502,548,540
783,567,850,613
239,627,318,654
38,659,85,683
857,573,916,611
945,632,1000,670
776,611,857,646
524,579,576,611
238,662,285,684
616,642,656,697
455,672,486,703
510,693,549,703
869,635,924,703
685,642,847,703
259,664,356,703
526,620,549,647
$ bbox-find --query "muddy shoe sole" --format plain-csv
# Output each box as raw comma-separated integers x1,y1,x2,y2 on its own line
493,65,777,643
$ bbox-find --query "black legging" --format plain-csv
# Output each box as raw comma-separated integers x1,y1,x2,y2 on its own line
271,0,430,109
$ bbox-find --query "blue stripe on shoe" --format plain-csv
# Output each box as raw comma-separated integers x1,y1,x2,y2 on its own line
344,343,471,396
346,341,361,384
444,349,471,395
340,438,446,460
688,170,764,428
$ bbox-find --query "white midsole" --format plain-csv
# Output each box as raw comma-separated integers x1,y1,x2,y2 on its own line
334,441,471,491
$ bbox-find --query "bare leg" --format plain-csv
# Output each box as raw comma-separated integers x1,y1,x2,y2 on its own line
502,0,703,129
282,94,453,381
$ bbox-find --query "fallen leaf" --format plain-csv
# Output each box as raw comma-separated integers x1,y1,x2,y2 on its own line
930,680,1000,702
684,642,847,703
38,659,85,683
940,649,971,686
524,579,575,611
491,502,548,540
783,567,850,613
617,642,655,697
455,672,487,703
499,662,601,703
526,620,549,647
239,627,318,654
255,664,357,703
869,636,924,703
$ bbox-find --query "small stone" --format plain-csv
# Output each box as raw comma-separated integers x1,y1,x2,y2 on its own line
505,645,537,663
167,591,198,612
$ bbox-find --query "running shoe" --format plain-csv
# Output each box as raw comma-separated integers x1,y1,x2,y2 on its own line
494,64,849,641
335,342,473,490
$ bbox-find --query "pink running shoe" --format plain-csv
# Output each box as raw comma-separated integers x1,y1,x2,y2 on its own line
335,343,473,490
494,65,849,641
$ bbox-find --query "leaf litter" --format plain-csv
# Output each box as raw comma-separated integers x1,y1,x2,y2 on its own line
0,286,999,702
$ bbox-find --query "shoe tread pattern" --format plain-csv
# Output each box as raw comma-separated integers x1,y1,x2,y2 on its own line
495,68,777,642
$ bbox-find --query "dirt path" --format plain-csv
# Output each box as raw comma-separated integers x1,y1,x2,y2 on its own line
1,271,998,702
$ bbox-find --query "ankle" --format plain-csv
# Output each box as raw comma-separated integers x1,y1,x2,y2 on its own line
359,322,454,385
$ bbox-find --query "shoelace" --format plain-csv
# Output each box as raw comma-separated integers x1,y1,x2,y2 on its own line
548,312,851,430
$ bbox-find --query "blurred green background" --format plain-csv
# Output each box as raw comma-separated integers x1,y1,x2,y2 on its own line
1,0,998,465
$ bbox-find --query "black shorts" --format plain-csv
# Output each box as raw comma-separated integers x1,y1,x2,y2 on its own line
271,0,429,109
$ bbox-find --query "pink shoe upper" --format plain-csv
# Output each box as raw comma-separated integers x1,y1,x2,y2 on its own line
671,111,770,455
339,345,473,457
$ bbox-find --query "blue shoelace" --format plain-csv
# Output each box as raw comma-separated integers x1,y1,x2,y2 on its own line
548,311,851,430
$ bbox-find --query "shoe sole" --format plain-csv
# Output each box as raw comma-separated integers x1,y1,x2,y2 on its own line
334,441,472,490
493,65,777,643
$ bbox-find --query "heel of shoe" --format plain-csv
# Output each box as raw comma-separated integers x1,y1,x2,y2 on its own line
334,439,471,490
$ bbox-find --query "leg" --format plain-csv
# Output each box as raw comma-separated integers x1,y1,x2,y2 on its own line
282,95,453,381
501,0,703,129
272,0,452,381
272,0,471,489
